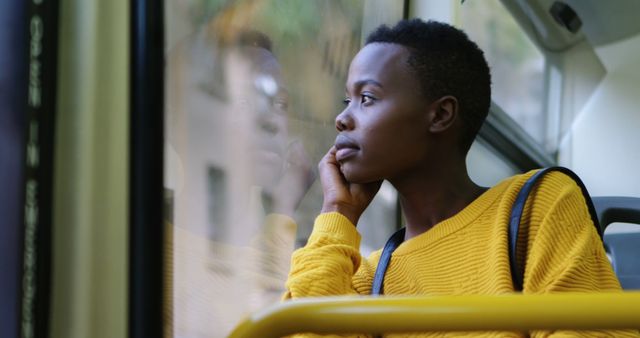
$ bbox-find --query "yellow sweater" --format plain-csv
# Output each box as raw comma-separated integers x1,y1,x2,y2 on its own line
284,171,639,337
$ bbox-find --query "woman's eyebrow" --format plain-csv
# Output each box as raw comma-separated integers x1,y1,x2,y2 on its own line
346,79,384,92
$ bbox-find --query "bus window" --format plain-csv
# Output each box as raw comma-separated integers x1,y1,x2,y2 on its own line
467,140,519,187
461,0,546,146
164,1,404,336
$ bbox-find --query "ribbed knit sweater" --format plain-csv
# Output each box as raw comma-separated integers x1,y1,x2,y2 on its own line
284,170,639,337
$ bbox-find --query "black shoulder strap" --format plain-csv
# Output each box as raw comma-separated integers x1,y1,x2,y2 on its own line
509,166,601,291
371,228,405,295
372,167,600,295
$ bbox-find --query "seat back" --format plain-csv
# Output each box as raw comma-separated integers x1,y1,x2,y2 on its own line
592,197,640,290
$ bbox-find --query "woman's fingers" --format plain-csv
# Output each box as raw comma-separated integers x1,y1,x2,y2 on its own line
319,146,382,225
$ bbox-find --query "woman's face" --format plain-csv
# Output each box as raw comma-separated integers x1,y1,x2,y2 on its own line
335,42,432,184
227,46,290,189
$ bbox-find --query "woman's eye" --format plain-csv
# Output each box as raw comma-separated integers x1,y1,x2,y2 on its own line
361,94,375,105
342,98,351,106
273,97,289,111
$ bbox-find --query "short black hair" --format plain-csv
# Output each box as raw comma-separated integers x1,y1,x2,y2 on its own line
366,19,491,154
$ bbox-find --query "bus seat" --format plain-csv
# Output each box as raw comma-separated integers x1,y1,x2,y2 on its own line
592,197,640,290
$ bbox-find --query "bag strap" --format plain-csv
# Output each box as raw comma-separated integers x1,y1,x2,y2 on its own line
371,228,405,295
372,167,601,295
509,166,602,291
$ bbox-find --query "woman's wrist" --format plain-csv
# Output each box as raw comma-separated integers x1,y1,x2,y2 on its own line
321,203,360,226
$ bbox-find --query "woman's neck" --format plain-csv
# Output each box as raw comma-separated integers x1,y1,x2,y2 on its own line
390,161,485,241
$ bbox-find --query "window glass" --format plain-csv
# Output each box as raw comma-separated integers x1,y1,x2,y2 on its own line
461,0,547,144
467,140,520,187
164,1,402,336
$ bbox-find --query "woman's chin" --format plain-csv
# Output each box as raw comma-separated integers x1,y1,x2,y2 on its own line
340,163,375,184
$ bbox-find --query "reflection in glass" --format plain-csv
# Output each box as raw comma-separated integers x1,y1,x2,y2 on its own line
166,27,312,336
163,1,401,337
461,0,546,144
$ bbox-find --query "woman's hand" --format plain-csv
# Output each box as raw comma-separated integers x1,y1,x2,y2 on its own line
319,146,382,226
271,140,316,216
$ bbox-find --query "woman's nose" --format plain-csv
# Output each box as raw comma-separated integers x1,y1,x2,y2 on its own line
335,110,354,132
257,111,283,135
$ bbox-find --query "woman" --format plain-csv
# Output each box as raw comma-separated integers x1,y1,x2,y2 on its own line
283,19,637,337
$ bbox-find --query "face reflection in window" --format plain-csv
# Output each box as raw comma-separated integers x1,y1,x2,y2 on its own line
164,1,383,336
166,28,313,337
226,45,291,196
167,29,312,238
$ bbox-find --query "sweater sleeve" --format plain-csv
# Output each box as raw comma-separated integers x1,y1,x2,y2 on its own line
522,173,640,337
282,212,373,338
284,212,365,298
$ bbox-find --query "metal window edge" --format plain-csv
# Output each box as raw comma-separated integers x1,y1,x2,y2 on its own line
478,102,556,172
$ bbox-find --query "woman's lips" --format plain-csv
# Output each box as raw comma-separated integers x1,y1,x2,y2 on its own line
334,134,359,162
336,147,358,162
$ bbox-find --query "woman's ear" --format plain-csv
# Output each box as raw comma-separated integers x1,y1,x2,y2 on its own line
427,95,458,133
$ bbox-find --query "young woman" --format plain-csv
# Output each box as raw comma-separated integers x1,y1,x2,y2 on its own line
283,19,637,337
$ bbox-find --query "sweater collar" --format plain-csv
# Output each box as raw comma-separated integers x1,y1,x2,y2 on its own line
392,176,513,256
